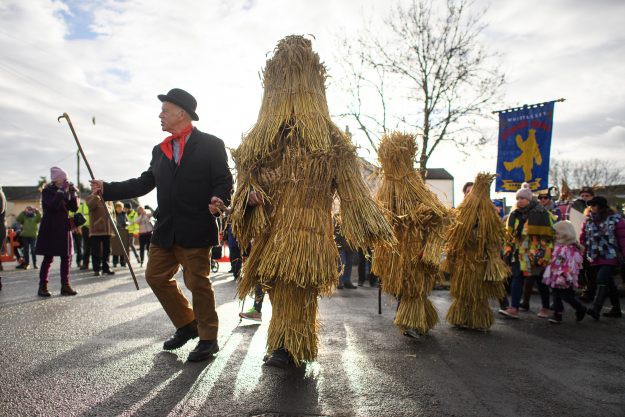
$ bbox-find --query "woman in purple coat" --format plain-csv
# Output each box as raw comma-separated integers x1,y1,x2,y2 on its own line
35,167,79,297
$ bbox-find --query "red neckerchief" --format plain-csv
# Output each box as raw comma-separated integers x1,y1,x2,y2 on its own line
159,124,193,164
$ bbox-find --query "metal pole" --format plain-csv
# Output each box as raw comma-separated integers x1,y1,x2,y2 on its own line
491,98,565,115
58,113,139,290
76,150,80,190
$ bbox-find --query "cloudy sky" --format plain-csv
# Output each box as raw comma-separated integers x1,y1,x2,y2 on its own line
1,0,624,207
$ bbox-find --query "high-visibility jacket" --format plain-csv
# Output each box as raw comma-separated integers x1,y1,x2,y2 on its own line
126,209,139,235
77,201,90,227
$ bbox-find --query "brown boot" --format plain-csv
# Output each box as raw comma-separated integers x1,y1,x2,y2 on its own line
38,284,51,297
60,284,77,296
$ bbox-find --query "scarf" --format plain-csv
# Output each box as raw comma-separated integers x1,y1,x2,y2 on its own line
159,124,193,164
507,201,553,238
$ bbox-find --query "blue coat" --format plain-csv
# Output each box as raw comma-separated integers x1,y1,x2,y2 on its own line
35,184,78,257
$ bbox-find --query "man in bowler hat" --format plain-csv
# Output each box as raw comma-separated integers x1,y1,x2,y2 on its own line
91,88,233,361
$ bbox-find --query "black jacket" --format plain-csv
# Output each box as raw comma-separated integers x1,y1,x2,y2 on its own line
103,128,233,248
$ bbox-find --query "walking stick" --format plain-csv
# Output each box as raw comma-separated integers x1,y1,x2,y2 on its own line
378,281,382,314
129,241,142,264
57,113,140,290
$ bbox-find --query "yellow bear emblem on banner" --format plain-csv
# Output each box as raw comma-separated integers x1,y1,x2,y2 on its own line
503,129,543,181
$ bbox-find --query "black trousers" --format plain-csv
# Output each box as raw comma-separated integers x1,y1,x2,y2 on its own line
139,232,152,264
72,232,82,266
552,288,584,314
81,226,91,266
91,235,111,273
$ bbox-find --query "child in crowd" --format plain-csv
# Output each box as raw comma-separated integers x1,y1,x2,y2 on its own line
542,221,586,323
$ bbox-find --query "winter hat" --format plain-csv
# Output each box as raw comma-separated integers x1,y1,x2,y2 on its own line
587,196,608,208
516,182,533,201
554,220,578,245
50,166,68,183
579,186,595,196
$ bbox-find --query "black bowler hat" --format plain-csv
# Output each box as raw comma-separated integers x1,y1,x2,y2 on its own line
157,88,199,121
587,196,608,208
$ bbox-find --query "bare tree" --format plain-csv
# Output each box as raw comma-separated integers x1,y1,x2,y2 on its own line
336,39,390,153
549,159,572,191
550,158,625,189
337,0,504,174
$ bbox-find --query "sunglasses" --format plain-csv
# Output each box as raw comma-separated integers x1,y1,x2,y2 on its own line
538,196,550,200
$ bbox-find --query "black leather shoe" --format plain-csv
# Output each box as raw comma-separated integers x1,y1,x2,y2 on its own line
187,340,219,362
264,348,292,368
104,270,115,275
344,282,358,289
403,329,421,338
93,271,102,277
163,322,198,350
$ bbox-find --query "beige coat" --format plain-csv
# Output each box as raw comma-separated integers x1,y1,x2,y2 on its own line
86,195,114,237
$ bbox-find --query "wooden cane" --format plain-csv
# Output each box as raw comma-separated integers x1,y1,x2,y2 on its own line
58,113,140,290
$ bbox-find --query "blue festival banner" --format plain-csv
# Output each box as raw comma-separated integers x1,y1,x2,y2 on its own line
495,101,555,192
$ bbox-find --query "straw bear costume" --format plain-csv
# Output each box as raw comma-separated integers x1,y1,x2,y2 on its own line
230,36,394,365
371,132,449,335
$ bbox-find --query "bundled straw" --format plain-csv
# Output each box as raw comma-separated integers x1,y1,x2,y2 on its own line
230,35,395,365
443,172,507,330
371,132,450,335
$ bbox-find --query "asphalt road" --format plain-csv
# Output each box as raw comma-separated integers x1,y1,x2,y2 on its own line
1,258,624,417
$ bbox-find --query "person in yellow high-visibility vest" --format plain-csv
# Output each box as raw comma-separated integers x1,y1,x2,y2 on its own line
76,200,91,270
124,202,139,251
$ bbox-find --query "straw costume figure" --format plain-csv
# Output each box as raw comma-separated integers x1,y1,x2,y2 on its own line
443,173,507,330
230,35,394,368
371,132,449,337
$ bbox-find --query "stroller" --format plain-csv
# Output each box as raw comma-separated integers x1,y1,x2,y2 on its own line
210,245,222,273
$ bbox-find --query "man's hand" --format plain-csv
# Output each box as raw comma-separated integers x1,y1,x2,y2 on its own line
248,190,264,207
90,179,104,195
209,196,226,215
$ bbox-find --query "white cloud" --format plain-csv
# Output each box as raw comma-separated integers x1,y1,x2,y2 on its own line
0,0,623,207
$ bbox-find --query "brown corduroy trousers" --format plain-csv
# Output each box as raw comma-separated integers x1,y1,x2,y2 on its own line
145,244,218,340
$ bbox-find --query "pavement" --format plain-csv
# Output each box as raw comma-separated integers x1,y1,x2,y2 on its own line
1,258,624,417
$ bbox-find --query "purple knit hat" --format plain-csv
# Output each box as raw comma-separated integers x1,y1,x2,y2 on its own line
50,166,68,183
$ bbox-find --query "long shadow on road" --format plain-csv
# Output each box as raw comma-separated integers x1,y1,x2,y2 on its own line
79,351,210,417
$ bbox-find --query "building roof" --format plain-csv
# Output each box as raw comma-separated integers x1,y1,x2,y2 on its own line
2,186,40,201
358,158,454,180
424,168,454,180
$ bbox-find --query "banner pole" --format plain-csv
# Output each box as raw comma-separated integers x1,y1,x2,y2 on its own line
492,98,565,114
